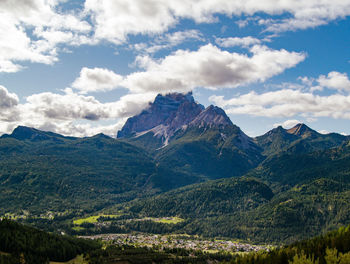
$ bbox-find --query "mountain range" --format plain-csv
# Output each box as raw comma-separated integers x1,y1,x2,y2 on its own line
1,92,350,243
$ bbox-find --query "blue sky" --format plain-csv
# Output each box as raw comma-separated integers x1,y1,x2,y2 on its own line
1,0,350,137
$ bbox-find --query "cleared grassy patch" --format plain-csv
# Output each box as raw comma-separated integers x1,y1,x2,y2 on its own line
73,214,120,225
71,226,85,232
50,254,87,264
153,217,184,224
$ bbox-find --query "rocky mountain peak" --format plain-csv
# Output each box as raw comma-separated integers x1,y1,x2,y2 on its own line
117,92,204,139
287,123,319,138
117,93,235,145
190,105,233,128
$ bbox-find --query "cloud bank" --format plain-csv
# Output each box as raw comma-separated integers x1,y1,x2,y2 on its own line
1,0,349,72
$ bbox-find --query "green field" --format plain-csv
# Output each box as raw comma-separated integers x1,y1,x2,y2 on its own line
50,255,87,264
153,217,184,224
73,214,120,225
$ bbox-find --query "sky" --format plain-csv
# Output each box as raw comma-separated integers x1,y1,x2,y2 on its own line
1,0,350,137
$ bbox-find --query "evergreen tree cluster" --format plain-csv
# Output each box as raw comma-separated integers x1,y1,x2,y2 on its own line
228,225,350,264
0,219,100,264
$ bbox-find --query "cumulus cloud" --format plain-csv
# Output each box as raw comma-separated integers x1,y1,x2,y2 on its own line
84,0,350,44
0,85,19,109
0,0,91,72
133,30,204,54
24,89,155,121
0,85,156,137
72,67,124,94
122,44,305,93
318,129,330,135
1,0,349,71
317,71,350,92
20,90,155,137
0,85,20,122
84,0,177,44
261,1,350,32
215,36,261,48
210,89,350,119
273,119,302,129
28,119,127,138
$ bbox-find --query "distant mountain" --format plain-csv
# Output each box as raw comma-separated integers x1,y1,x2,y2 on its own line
1,125,76,142
117,92,204,142
119,92,264,180
118,92,248,149
255,123,348,156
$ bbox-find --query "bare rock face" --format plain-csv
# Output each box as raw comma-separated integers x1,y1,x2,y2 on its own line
189,105,232,128
117,92,204,138
117,92,235,144
286,123,319,138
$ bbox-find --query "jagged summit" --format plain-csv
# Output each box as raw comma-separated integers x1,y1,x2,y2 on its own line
117,92,234,144
255,123,349,156
190,105,233,128
117,92,203,139
286,123,319,137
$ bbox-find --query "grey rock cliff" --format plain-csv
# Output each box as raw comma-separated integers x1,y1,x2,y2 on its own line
117,92,236,145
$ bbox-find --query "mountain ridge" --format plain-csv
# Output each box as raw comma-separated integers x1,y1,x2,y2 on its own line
2,92,350,244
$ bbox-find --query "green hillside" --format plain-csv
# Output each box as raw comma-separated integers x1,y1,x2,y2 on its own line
1,123,350,244
0,127,188,214
154,125,263,181
129,177,273,218
255,124,348,157
125,142,350,243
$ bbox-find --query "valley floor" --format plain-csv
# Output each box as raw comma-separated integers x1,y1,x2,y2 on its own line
81,233,270,253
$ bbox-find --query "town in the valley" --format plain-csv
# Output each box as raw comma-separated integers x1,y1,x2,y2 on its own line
83,233,270,253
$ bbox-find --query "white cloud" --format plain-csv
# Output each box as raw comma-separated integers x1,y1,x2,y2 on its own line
31,119,126,138
215,36,261,48
84,0,177,44
0,84,156,137
317,71,350,92
273,119,302,129
122,44,305,93
84,0,350,44
318,129,330,135
0,0,91,73
134,30,204,54
1,0,348,72
0,16,58,73
210,89,350,119
263,1,350,32
72,67,124,94
0,85,18,109
24,89,155,121
0,0,91,31
0,85,20,122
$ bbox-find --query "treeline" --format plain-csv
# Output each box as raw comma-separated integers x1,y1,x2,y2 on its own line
129,177,273,218
122,176,350,244
228,224,350,264
0,219,100,264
